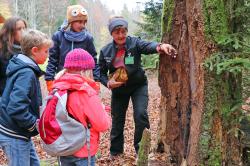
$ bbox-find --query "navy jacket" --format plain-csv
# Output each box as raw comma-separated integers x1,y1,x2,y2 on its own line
99,36,158,88
45,29,100,81
0,54,43,141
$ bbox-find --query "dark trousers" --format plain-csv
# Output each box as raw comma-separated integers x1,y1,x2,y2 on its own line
110,84,150,155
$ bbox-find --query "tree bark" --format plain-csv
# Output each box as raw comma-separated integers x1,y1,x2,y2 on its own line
158,0,243,165
158,0,207,165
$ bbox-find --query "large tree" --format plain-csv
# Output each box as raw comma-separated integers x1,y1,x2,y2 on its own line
158,0,250,165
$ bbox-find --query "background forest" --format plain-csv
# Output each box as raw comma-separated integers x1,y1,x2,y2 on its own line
0,0,160,51
0,0,163,69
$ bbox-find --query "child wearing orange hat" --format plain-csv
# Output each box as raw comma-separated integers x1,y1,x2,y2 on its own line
45,5,100,92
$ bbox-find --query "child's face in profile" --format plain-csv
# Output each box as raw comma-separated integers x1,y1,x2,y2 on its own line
71,20,86,32
31,45,50,64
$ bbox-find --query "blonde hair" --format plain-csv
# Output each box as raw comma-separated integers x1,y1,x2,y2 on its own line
55,69,93,80
20,29,52,56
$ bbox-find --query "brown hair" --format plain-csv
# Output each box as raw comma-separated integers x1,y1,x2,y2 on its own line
0,17,27,58
21,29,52,56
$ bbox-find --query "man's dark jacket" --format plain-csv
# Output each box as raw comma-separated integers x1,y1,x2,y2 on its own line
99,36,158,89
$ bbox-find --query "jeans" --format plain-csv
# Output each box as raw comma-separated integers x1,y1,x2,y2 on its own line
110,83,150,155
59,155,95,166
0,133,40,166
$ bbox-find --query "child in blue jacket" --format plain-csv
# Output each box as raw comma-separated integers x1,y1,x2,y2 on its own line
0,29,52,166
45,5,99,91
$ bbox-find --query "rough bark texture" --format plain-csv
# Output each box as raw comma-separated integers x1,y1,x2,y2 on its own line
200,72,242,165
158,0,207,165
158,0,243,165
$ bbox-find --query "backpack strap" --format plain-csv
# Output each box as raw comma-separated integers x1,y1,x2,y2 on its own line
87,127,91,165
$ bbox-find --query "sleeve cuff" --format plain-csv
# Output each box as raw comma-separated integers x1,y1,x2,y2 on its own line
28,122,36,132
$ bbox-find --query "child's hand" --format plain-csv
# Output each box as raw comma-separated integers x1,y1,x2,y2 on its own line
105,105,111,112
102,103,111,113
107,78,125,89
46,80,54,92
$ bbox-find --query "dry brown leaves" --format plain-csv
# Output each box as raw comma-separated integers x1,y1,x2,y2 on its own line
0,72,170,165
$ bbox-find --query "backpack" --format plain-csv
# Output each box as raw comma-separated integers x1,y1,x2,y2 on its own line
38,89,90,157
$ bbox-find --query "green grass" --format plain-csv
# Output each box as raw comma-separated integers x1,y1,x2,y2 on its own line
40,159,58,166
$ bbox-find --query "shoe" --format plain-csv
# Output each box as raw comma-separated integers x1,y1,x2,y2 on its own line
109,153,122,160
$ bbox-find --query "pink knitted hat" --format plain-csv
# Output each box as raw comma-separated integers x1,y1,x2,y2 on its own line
64,48,95,70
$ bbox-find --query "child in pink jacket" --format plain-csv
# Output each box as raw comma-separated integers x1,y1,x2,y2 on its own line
52,48,111,166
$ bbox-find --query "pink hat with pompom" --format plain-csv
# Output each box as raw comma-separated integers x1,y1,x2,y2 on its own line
64,48,94,70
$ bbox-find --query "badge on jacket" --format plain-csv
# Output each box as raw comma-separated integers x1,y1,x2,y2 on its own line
125,55,134,64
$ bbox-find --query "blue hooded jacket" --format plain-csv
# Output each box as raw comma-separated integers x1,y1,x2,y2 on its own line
45,29,100,81
0,54,43,141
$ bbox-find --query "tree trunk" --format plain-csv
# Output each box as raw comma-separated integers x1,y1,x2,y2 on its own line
137,129,151,166
158,0,243,165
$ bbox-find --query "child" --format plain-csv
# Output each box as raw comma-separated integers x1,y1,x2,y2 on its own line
0,17,27,96
45,4,100,92
52,48,111,166
0,29,52,166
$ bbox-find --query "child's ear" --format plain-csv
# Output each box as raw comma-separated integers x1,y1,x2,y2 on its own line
31,47,39,55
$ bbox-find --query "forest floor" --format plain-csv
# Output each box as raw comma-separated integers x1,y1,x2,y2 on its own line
0,71,172,166
1,71,250,165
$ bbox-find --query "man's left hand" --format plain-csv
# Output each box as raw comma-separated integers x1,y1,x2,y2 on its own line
157,43,177,58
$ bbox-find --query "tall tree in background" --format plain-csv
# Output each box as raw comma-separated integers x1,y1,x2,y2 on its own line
135,0,162,41
80,0,113,51
133,0,163,69
12,0,39,29
7,0,114,50
40,0,68,35
120,4,140,36
158,0,250,165
9,0,68,34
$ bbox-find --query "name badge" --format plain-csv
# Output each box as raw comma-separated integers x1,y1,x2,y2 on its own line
125,56,134,64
